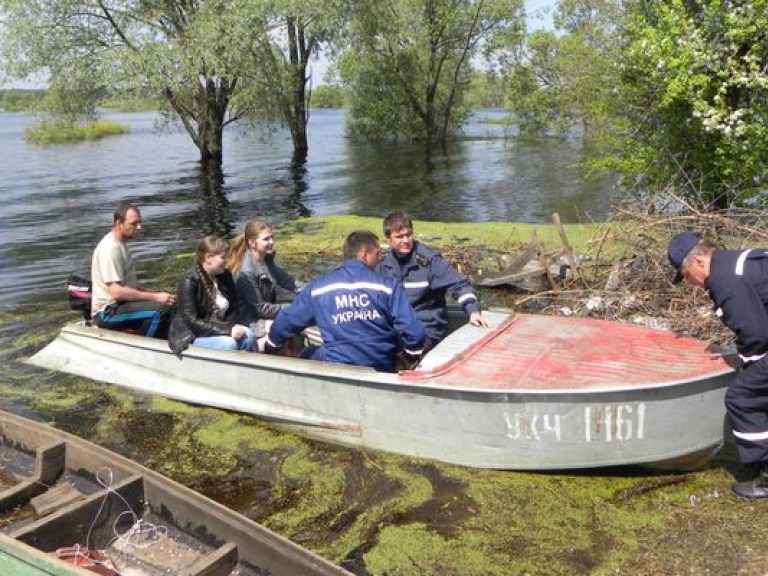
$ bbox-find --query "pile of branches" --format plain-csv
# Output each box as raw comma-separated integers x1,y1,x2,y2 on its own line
458,206,768,346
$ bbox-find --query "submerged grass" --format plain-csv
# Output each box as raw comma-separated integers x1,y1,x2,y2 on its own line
25,118,130,144
277,214,609,256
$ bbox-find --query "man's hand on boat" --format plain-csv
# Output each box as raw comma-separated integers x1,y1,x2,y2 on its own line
469,311,491,328
232,324,249,341
705,342,741,367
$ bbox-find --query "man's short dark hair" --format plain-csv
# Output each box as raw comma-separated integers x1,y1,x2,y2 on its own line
344,230,379,260
114,201,138,224
383,211,413,237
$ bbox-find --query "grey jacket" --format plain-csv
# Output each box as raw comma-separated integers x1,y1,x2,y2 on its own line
235,251,297,335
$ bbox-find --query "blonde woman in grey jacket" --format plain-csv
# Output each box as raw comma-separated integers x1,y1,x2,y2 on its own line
227,220,299,337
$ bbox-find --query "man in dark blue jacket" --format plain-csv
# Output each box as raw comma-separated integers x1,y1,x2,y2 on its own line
376,211,489,353
261,230,425,372
668,231,768,499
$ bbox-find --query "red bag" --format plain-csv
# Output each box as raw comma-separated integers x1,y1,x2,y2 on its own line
53,546,121,576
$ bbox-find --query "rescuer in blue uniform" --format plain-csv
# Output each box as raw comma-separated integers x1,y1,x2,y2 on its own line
260,230,425,372
668,231,768,499
376,211,490,353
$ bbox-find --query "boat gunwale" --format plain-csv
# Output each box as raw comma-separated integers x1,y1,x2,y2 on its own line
0,530,98,576
34,320,736,397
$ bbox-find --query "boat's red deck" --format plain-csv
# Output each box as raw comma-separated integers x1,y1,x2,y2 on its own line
403,314,735,390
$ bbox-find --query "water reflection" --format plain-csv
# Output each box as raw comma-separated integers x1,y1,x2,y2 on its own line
197,166,233,238
289,150,312,217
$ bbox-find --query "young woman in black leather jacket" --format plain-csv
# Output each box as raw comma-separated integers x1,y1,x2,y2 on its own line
169,236,255,356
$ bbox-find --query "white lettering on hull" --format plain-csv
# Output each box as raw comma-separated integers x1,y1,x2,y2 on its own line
504,403,647,443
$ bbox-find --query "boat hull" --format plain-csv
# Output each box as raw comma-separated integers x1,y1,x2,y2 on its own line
26,315,734,471
0,410,349,575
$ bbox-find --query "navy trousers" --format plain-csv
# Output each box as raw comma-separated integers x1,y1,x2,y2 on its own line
726,357,768,464
94,301,174,339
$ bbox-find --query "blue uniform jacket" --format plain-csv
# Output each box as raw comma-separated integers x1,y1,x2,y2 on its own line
376,241,480,342
264,259,425,372
707,249,768,361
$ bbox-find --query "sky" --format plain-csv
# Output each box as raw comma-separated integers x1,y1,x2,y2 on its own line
526,0,556,31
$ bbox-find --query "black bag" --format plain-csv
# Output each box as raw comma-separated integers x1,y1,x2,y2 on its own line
67,274,92,321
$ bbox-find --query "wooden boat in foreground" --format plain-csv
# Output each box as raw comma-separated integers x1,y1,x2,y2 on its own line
0,409,349,575
27,310,735,471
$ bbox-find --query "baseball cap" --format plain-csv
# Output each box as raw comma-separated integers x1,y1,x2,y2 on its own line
667,232,702,284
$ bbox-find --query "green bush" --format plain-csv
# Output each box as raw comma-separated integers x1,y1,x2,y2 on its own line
311,85,345,108
0,89,45,112
99,98,161,112
25,119,130,144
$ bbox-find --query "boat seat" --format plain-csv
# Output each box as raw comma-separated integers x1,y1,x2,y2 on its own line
109,528,238,576
0,441,66,513
183,541,238,576
12,475,144,551
30,483,84,517
416,310,509,372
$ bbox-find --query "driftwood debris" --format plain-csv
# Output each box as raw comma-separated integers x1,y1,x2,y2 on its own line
478,213,582,292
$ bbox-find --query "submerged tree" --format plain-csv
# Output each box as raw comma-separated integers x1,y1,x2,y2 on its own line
0,0,245,170
210,0,347,163
339,0,524,143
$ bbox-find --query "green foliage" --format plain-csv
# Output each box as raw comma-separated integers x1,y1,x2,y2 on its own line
340,0,524,142
500,1,622,137
0,89,46,112
310,84,345,108
41,80,102,121
465,71,506,109
99,97,162,112
25,118,129,144
615,0,768,209
193,0,348,154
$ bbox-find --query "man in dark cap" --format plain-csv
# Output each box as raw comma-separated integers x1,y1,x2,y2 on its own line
668,231,768,498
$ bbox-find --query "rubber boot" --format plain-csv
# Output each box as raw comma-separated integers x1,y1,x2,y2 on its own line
732,463,768,499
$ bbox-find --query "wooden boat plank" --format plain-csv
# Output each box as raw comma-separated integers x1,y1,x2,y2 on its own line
478,261,547,286
0,441,65,514
478,242,538,286
182,541,238,576
11,475,143,551
30,483,83,518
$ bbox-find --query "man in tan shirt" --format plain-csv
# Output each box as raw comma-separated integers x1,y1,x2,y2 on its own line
91,202,175,337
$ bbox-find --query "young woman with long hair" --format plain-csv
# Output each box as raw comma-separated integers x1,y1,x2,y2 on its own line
169,236,255,355
227,220,299,337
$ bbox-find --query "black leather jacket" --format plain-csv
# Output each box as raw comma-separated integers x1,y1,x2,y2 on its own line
168,267,242,356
